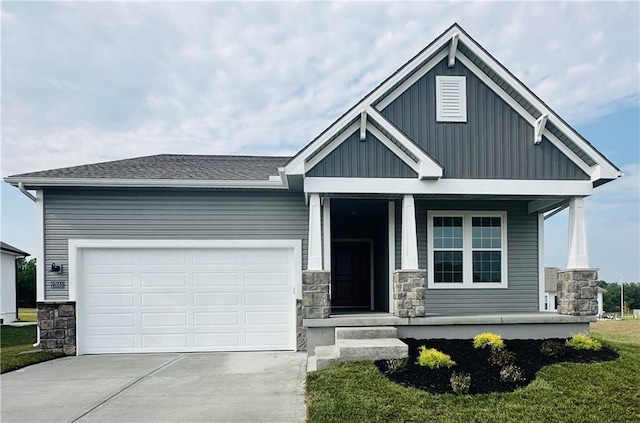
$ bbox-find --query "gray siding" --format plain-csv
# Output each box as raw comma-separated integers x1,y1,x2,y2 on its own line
306,130,417,178
381,57,589,181
43,189,309,301
414,200,539,313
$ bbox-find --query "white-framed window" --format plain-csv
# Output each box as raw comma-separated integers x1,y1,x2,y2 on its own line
436,75,467,122
427,211,508,289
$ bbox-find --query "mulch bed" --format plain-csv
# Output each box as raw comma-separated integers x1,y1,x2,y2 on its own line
375,338,618,395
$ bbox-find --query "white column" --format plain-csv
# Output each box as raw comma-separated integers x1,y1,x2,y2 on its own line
322,198,331,271
401,194,419,269
307,193,323,270
567,197,589,269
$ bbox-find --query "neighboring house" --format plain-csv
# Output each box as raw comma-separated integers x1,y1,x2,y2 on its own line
1,242,29,323
4,24,621,356
545,266,606,316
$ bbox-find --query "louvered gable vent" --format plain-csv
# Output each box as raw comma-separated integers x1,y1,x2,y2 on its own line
436,75,467,122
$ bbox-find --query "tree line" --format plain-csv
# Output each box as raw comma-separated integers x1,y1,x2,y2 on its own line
598,280,640,314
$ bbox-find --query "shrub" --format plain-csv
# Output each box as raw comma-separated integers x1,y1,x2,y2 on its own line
540,339,566,357
499,364,525,383
450,372,471,395
385,357,407,374
473,332,505,351
489,349,516,366
416,346,456,369
566,333,602,351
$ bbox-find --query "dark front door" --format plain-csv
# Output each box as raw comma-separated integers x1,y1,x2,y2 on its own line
331,241,371,309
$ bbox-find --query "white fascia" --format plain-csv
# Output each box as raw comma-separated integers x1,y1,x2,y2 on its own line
5,177,289,189
453,30,619,180
304,177,593,196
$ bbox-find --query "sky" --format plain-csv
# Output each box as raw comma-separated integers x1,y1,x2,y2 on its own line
1,1,639,283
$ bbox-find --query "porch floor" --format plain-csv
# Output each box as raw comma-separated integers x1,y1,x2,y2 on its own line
304,312,596,328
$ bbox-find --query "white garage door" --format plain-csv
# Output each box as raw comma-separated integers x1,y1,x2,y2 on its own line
79,247,295,354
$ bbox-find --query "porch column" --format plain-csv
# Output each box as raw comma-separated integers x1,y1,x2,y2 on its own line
567,197,589,269
401,194,419,269
557,196,598,316
308,193,322,270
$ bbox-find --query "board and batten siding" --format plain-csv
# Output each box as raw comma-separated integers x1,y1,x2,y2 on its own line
381,57,589,181
43,189,309,301
306,130,417,178
404,200,539,313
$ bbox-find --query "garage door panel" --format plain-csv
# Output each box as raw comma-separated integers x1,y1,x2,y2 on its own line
193,250,240,265
194,312,239,326
86,313,135,328
141,293,187,307
81,246,294,353
140,250,187,265
142,312,187,327
193,272,238,286
142,334,188,348
141,273,187,287
88,293,135,307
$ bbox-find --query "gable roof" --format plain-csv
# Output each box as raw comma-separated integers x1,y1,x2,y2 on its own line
284,23,621,185
1,242,29,257
5,155,291,189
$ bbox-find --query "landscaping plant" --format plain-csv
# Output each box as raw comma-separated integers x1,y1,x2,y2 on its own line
473,332,505,350
566,333,602,351
449,372,471,395
499,364,525,383
384,357,407,374
416,346,456,369
489,348,516,366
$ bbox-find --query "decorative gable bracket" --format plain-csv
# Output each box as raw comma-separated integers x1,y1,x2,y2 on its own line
448,33,459,67
534,114,548,145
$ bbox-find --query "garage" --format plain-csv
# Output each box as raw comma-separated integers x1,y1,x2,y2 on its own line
74,241,300,354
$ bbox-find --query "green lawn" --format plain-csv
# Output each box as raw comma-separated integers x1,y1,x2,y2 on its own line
306,321,640,423
1,325,64,374
18,307,37,322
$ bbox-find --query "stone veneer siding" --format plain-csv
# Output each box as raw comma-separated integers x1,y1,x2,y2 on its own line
37,302,76,355
300,270,331,350
393,270,427,317
556,269,599,316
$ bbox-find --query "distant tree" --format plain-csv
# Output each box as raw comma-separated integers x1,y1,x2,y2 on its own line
601,281,640,314
16,258,36,308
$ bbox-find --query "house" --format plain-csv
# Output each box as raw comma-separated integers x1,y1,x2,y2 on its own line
1,242,29,323
4,24,621,357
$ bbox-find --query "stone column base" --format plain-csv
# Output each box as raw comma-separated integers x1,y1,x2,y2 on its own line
557,268,599,316
299,270,331,350
393,270,426,318
37,302,76,355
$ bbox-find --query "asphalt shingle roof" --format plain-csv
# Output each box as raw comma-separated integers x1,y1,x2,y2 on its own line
9,154,291,181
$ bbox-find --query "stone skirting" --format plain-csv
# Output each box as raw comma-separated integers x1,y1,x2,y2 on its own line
557,269,599,316
37,302,76,355
393,270,426,318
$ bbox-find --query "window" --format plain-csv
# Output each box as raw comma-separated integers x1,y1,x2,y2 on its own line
427,211,507,288
436,75,467,122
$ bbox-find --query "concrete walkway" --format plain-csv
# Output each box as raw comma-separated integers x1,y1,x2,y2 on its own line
0,352,307,423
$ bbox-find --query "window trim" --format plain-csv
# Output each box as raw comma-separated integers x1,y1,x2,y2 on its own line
436,75,467,122
427,210,508,289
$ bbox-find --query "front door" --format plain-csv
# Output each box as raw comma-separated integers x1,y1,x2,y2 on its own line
331,241,371,309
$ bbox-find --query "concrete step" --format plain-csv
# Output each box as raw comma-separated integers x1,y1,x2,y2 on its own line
337,338,408,361
312,345,340,372
335,326,398,340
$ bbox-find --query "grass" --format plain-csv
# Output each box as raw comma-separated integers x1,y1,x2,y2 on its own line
306,321,640,423
18,307,37,322
1,325,64,374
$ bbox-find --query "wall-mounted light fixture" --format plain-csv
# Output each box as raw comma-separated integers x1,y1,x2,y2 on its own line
50,263,63,273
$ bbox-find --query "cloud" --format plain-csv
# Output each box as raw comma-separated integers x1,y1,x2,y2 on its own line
1,2,638,176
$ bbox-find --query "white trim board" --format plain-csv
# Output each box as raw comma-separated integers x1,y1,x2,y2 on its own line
304,177,593,196
67,239,303,302
6,177,289,190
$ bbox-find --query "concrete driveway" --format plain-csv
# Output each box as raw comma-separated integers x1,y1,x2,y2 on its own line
0,352,307,423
